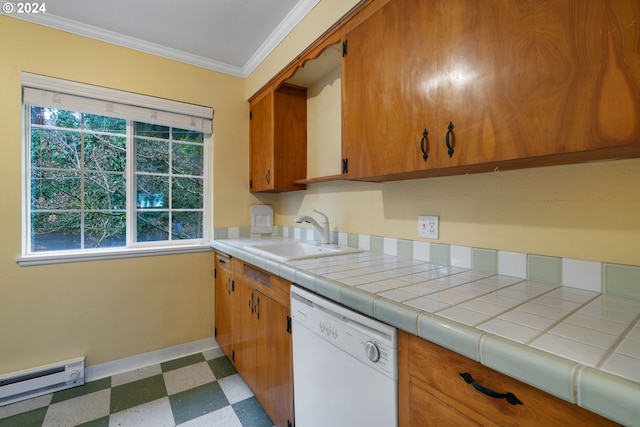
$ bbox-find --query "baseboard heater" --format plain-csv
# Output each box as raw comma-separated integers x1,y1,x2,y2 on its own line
0,357,85,406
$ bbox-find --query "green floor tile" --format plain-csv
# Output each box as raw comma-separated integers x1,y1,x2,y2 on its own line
76,415,109,427
0,406,48,427
169,381,229,425
50,377,111,404
207,356,237,379
233,397,273,427
161,353,205,373
110,374,167,414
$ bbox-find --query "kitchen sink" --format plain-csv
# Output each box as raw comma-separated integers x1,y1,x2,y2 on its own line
243,241,362,261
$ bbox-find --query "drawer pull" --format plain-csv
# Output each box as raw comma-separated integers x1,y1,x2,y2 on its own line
445,122,455,157
420,128,429,161
459,373,523,405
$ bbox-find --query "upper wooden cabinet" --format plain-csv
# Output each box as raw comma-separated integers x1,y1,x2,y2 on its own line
341,0,640,181
249,84,307,192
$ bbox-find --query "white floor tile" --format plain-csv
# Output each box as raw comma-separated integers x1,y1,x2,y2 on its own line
217,374,254,404
163,362,216,395
111,364,163,387
177,406,243,427
108,397,174,427
203,347,225,361
43,389,110,427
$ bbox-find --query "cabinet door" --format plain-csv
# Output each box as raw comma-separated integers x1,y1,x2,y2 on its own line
249,92,274,192
342,0,438,179
214,252,233,361
532,0,640,155
436,0,640,167
256,297,293,427
233,279,258,392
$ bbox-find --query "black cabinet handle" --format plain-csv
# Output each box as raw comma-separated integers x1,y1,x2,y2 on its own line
248,293,254,313
255,297,260,319
420,128,429,161
445,122,455,157
459,373,523,405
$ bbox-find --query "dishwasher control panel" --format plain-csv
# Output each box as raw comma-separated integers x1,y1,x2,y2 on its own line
291,286,398,380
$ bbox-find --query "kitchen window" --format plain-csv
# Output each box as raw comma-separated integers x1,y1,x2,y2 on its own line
19,73,213,266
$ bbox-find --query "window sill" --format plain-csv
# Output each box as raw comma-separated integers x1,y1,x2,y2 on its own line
17,243,214,266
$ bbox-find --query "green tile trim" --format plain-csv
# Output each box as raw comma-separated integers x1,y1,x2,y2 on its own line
481,335,577,403
347,233,359,248
213,228,228,239
473,248,498,274
397,239,414,259
603,263,640,298
430,243,450,266
417,313,481,360
528,254,562,284
373,298,419,334
577,367,640,426
340,286,375,317
370,236,383,253
238,226,251,238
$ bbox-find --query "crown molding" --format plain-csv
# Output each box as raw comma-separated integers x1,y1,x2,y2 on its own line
7,0,321,78
242,0,321,77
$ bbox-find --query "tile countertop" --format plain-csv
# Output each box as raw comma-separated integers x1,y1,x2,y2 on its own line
212,237,640,426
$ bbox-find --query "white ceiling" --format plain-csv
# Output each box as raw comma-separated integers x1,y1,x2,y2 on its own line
4,0,320,77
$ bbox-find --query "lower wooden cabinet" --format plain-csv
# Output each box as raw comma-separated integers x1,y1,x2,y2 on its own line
398,331,620,426
214,251,233,360
214,252,294,427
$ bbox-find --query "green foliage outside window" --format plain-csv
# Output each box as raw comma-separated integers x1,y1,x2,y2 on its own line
29,106,205,252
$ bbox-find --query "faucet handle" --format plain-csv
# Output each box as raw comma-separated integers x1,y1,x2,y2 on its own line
312,209,328,224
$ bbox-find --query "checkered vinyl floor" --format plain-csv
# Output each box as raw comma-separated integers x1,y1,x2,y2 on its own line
0,348,273,427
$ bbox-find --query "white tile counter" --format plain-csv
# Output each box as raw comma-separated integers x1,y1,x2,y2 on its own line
212,237,640,426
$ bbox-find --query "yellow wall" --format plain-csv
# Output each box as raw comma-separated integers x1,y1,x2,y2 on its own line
248,0,640,267
0,16,255,374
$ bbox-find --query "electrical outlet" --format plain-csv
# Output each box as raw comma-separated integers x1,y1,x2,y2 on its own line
418,215,439,239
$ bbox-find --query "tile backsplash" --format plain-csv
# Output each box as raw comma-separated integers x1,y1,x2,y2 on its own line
213,226,640,299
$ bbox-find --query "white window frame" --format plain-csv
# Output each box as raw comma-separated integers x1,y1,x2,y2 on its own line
18,73,214,266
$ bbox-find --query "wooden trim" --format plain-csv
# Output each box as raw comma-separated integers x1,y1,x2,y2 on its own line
248,0,372,103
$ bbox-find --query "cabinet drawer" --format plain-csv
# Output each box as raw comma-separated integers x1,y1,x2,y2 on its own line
214,251,232,274
403,332,619,426
233,259,290,308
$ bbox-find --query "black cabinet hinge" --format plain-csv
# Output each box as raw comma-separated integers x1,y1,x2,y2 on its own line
214,327,217,337
250,110,253,120
249,179,253,189
342,158,349,174
214,268,217,279
232,350,235,362
286,315,292,334
342,40,348,57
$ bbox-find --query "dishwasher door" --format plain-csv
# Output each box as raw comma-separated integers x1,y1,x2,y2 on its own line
291,286,398,427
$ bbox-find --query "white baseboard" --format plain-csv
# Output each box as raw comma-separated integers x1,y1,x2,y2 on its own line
85,337,218,382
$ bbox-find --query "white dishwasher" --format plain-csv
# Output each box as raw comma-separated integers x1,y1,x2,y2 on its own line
291,286,398,427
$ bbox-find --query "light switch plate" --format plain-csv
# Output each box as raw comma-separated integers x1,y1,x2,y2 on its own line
418,215,439,239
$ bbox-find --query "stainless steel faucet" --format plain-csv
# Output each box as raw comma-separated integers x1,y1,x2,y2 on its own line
294,209,330,244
